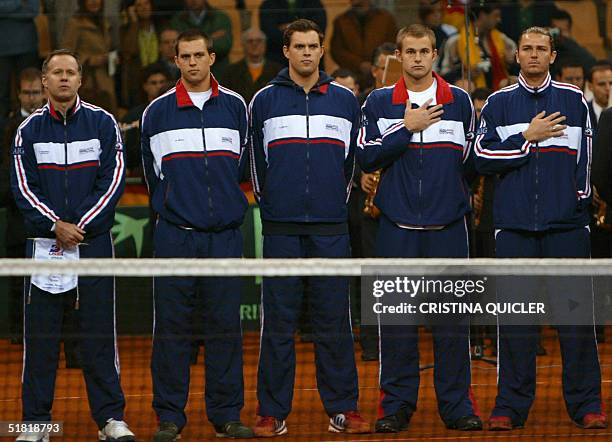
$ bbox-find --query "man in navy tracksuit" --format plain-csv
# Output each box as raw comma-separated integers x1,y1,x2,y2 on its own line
249,19,370,437
141,30,253,441
358,24,481,433
10,49,134,442
475,27,607,431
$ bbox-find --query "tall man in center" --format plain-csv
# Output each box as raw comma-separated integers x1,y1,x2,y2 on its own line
249,19,370,437
141,29,253,441
358,24,482,432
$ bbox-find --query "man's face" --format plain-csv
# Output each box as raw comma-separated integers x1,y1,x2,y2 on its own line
371,53,390,88
396,36,436,81
479,9,501,33
18,79,45,113
244,33,266,60
134,0,152,20
143,73,169,102
334,76,359,96
160,30,179,61
474,98,485,120
516,33,556,77
558,66,584,90
42,55,81,104
175,38,215,86
591,69,612,108
551,18,571,38
283,31,323,78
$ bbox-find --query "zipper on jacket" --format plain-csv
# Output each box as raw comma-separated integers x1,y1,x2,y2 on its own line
201,110,213,218
418,130,423,221
63,116,69,215
305,93,310,221
534,91,539,231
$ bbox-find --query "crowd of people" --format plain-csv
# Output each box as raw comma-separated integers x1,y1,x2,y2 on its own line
1,1,611,441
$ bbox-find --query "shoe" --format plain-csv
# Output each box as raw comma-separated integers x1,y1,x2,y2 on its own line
375,408,411,433
253,416,287,437
98,419,135,441
154,422,180,442
328,411,371,433
214,421,254,438
488,415,523,431
15,432,49,442
447,415,483,431
577,413,608,429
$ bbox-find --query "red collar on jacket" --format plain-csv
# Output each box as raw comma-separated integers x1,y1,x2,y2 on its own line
48,95,81,121
391,72,454,105
175,75,219,108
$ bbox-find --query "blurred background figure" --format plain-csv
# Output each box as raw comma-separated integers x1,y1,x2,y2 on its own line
554,59,585,91
331,0,396,90
62,0,118,114
222,28,281,103
259,0,327,67
120,0,159,108
170,0,233,74
146,27,181,81
331,68,359,96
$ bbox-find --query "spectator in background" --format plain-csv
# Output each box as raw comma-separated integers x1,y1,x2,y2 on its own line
1,68,45,346
498,0,557,43
359,42,396,102
62,0,118,115
440,5,515,90
120,0,159,108
548,8,596,76
259,0,327,67
554,59,585,91
418,0,456,74
146,28,181,81
587,61,612,130
222,28,282,103
170,0,233,74
0,0,39,121
120,65,170,175
331,68,359,96
331,0,396,90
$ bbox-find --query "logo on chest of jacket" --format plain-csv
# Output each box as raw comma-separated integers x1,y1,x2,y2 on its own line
221,136,234,144
439,128,455,136
326,123,339,132
79,146,95,155
49,244,64,256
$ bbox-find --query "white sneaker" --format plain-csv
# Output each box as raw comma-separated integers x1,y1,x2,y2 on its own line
15,432,49,442
98,419,136,441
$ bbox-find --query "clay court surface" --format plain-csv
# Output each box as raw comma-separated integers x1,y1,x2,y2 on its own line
0,327,610,441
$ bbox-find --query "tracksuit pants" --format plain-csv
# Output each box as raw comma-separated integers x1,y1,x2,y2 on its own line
22,232,125,429
492,227,603,426
151,218,244,429
376,215,477,425
257,234,359,419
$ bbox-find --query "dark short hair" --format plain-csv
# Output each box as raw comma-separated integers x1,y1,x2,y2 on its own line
396,24,436,51
554,58,584,79
283,19,324,48
372,42,396,66
549,8,572,28
141,64,171,83
589,60,612,82
19,67,43,86
471,87,491,102
331,68,357,81
175,28,214,56
519,26,555,52
42,49,82,74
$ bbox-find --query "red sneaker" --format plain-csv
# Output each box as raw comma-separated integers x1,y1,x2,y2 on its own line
579,413,608,429
328,411,371,434
253,416,288,437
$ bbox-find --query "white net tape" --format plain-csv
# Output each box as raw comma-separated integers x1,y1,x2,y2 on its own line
2,258,612,276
